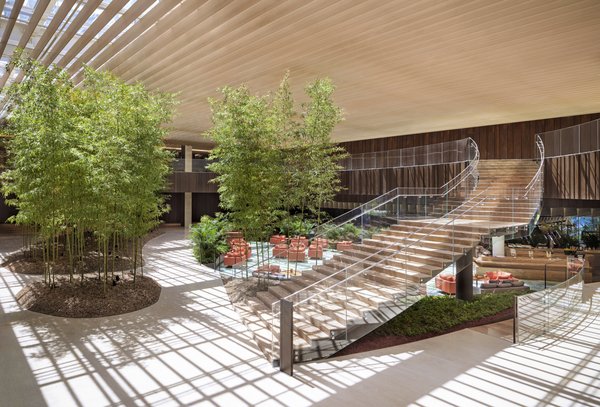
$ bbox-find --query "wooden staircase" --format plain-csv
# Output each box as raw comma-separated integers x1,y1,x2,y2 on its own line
232,159,541,362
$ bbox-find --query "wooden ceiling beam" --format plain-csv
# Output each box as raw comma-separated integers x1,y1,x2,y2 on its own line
54,0,129,68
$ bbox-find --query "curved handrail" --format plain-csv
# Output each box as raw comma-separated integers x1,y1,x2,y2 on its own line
538,118,600,158
275,186,492,313
318,138,478,230
339,137,473,171
275,138,542,314
524,135,545,195
515,260,586,343
252,138,479,274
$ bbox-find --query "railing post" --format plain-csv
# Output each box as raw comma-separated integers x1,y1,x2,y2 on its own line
279,299,294,376
456,247,474,301
513,295,518,344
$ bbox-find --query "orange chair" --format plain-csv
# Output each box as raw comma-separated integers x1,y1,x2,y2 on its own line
270,235,287,245
256,264,281,273
435,274,456,294
485,271,513,280
273,243,288,258
226,231,243,245
223,250,246,267
290,236,309,247
288,243,306,261
308,244,323,259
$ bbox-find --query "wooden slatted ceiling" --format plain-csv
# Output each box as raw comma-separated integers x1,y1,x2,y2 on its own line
0,0,599,146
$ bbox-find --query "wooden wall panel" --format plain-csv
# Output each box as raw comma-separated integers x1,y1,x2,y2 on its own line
340,113,600,160
192,193,220,221
340,113,600,203
544,151,600,201
0,195,17,223
166,172,217,193
337,162,464,202
161,193,183,224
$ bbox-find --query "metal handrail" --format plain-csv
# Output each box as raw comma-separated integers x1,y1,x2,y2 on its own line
316,138,479,231
252,138,479,274
515,261,586,343
524,135,545,194
275,186,492,313
275,140,543,313
538,118,600,159
339,137,472,171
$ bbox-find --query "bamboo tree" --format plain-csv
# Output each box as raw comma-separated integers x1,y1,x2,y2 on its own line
1,54,175,292
206,73,346,277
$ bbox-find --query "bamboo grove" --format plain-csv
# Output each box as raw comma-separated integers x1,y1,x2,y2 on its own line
0,55,176,291
206,73,346,272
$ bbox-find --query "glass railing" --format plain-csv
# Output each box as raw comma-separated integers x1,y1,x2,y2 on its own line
244,138,479,279
268,136,546,364
171,137,479,174
539,118,600,158
171,158,210,173
271,188,496,362
514,259,585,344
339,137,473,170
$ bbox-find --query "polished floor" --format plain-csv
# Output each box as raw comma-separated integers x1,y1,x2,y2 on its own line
0,228,598,406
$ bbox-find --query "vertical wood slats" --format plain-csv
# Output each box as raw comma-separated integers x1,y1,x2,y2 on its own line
340,113,600,159
340,113,600,202
544,151,600,201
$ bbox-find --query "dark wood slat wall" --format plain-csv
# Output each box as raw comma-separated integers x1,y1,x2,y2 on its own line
166,172,217,193
192,193,220,220
340,113,600,203
338,163,464,198
340,113,600,160
545,151,600,200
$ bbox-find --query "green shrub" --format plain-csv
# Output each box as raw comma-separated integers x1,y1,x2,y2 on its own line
373,292,518,337
582,232,599,249
190,214,230,265
278,215,315,237
322,222,361,242
560,235,579,249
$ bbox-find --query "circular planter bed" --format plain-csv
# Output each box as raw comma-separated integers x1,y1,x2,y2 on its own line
16,276,161,318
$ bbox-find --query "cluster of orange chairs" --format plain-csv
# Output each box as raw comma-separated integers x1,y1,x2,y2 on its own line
223,232,355,267
436,270,517,294
223,236,252,267
271,235,333,261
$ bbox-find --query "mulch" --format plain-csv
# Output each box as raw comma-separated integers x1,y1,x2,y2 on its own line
16,276,161,318
334,307,514,357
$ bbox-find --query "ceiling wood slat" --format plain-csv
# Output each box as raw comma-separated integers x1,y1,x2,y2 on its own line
0,0,597,146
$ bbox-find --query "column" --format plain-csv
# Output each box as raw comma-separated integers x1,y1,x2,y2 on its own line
184,145,192,231
456,247,474,301
492,235,505,257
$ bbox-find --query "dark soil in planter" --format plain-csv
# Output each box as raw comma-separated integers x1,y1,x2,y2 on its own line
16,276,161,318
334,307,514,357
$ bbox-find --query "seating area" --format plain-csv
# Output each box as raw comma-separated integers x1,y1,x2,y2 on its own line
223,233,351,269
435,271,529,295
475,251,591,283
0,1,598,405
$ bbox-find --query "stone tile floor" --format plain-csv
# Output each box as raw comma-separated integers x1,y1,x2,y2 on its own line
0,227,598,406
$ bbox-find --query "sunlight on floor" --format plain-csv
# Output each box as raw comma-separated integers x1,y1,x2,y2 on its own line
1,229,599,406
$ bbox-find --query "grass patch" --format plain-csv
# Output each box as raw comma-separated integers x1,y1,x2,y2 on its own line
373,292,519,337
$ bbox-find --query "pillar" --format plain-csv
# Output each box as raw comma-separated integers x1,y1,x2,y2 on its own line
183,145,192,231
456,247,474,301
492,235,505,257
